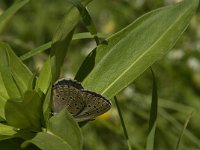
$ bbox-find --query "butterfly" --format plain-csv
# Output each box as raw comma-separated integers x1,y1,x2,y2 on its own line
52,79,112,122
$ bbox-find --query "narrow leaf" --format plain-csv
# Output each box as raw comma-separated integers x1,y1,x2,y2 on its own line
176,111,194,150
50,0,93,81
19,33,108,61
146,69,158,150
67,0,100,45
0,96,7,119
36,57,52,94
42,86,52,127
114,96,132,150
0,0,29,32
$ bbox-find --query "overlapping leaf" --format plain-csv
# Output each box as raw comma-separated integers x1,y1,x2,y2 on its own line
76,0,199,99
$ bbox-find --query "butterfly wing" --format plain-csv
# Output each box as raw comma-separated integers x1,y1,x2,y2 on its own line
74,90,112,122
52,80,85,116
54,79,84,90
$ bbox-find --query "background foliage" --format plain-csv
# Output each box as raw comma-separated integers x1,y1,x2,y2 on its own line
0,0,200,150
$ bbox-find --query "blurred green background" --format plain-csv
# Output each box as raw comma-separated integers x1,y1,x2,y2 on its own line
0,0,200,149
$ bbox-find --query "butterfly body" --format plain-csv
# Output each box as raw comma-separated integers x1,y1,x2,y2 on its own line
52,79,111,122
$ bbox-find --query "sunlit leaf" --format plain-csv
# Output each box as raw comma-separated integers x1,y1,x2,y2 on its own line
76,0,199,99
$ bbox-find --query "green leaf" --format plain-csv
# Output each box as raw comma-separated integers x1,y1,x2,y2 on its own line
67,0,100,45
0,45,20,100
27,73,37,91
47,109,83,150
76,0,199,98
22,132,73,150
36,57,52,127
19,32,108,61
146,69,158,150
176,111,194,150
0,42,33,95
5,91,42,131
50,0,93,81
50,22,76,81
23,109,82,150
0,67,21,119
0,42,33,119
146,123,157,150
0,96,7,119
0,67,21,98
35,57,52,94
42,86,52,127
0,0,29,32
7,46,33,94
20,42,51,61
0,123,17,140
0,71,9,100
114,97,132,150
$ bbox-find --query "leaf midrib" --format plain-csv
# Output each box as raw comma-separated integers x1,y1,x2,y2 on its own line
101,3,190,95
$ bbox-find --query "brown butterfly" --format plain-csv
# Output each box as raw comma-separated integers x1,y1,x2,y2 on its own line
52,79,111,122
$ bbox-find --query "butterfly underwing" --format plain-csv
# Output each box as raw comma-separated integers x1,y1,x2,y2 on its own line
52,79,112,122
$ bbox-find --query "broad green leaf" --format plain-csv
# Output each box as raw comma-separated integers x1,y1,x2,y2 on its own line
35,57,52,94
22,132,72,150
0,123,17,140
0,42,33,119
0,48,18,99
0,45,20,118
0,46,15,100
7,45,33,94
76,0,199,98
0,0,29,32
0,67,21,98
47,109,83,150
22,109,82,150
5,91,42,131
0,42,33,95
